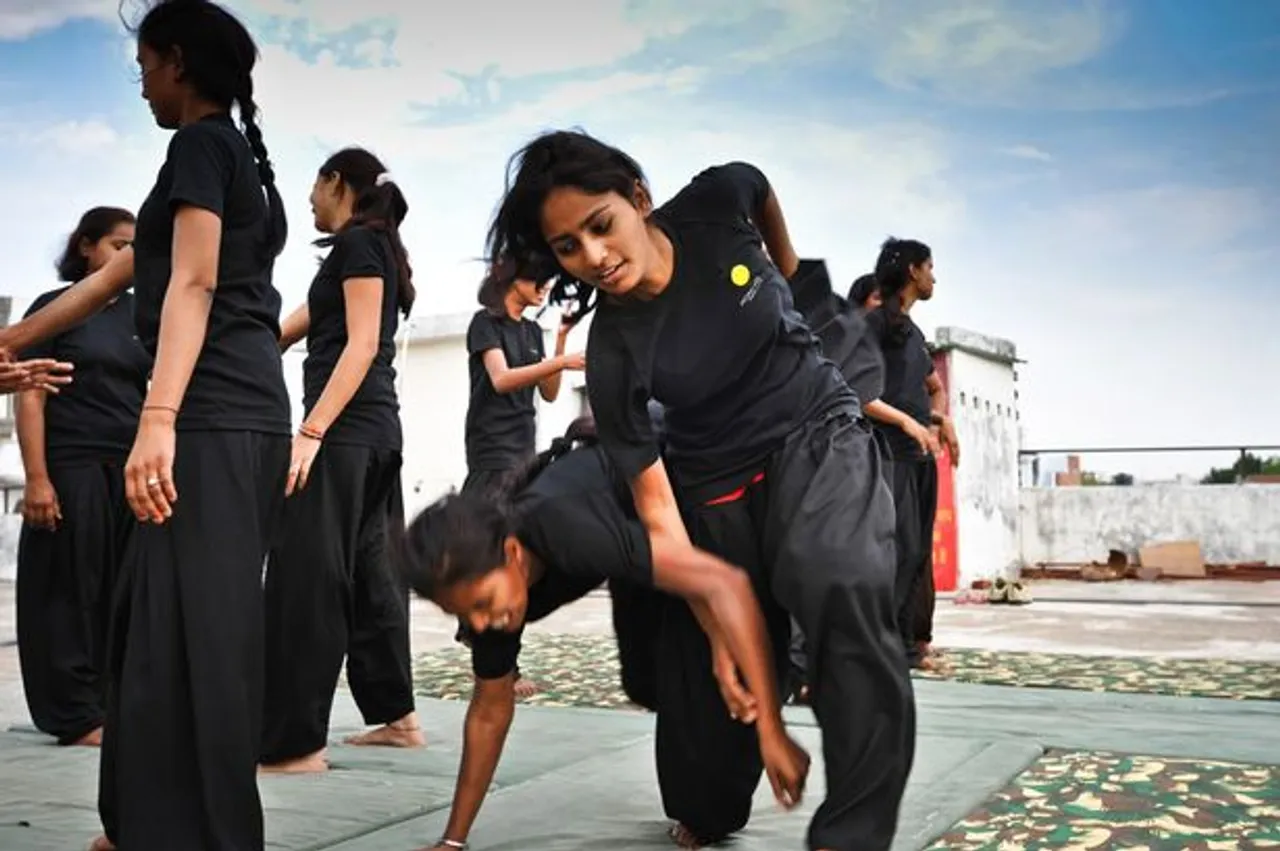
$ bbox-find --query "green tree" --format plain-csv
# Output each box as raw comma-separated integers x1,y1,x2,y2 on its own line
1202,452,1280,484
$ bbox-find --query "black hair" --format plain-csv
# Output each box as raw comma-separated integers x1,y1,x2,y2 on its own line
847,272,877,308
873,237,931,346
397,417,602,601
56,207,135,282
477,252,557,314
127,0,287,260
399,492,512,602
315,147,415,317
485,129,648,296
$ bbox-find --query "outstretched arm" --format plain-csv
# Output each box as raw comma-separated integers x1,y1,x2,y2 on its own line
629,461,779,730
434,673,516,849
483,347,582,395
632,460,808,807
1,248,134,354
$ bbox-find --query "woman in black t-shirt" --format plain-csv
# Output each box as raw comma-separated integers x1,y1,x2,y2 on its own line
14,207,149,749
0,4,292,850
463,254,585,496
485,130,913,851
399,418,808,851
260,147,423,773
862,237,960,671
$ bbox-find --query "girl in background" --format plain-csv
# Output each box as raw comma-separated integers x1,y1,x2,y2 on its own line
262,147,422,773
459,256,585,696
15,207,149,748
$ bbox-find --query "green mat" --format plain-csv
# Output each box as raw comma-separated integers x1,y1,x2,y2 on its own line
917,648,1280,701
410,633,1280,706
927,750,1280,850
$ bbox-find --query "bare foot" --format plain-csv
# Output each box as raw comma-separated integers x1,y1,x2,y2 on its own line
668,823,703,849
72,727,103,747
343,712,426,748
259,749,329,774
513,676,541,699
87,835,115,851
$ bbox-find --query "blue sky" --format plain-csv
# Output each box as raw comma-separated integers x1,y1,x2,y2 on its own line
2,0,1278,480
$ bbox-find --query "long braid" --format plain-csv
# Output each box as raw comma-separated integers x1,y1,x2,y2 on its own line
236,75,287,260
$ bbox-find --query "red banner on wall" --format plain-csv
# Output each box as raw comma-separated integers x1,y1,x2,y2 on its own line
931,351,959,592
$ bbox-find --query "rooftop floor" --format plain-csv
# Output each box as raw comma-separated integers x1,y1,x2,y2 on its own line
0,579,1277,850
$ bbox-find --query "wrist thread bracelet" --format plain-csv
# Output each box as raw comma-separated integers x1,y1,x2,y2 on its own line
298,425,324,441
143,404,178,415
438,839,468,850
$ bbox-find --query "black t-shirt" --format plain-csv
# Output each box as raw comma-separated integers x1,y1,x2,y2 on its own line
470,445,654,680
132,112,290,435
585,162,855,488
789,258,885,406
464,310,546,471
865,307,934,461
302,226,402,450
20,289,151,466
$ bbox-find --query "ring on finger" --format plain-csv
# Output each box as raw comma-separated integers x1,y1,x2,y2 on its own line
146,477,162,489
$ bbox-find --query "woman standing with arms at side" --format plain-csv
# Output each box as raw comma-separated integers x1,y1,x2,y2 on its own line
0,3,292,848
863,237,959,671
15,207,149,749
487,131,913,851
262,147,423,773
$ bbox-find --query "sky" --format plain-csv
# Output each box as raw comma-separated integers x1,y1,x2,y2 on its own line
1,0,1278,481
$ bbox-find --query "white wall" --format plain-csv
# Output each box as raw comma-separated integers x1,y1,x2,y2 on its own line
942,342,1021,586
1020,483,1280,567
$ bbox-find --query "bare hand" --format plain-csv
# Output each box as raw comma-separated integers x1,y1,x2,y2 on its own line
125,410,178,523
760,730,810,810
285,432,322,496
0,357,74,394
905,420,940,457
21,476,61,531
562,351,586,371
712,640,757,723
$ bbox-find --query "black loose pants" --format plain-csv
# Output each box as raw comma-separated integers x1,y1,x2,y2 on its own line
889,457,938,664
97,430,289,851
657,411,916,851
17,461,132,744
260,444,415,763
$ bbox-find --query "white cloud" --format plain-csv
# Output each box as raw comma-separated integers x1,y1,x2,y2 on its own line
1000,144,1054,163
0,0,114,40
872,0,1116,92
236,0,672,84
25,119,121,154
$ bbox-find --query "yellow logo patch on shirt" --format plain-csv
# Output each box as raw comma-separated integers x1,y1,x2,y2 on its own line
730,264,751,287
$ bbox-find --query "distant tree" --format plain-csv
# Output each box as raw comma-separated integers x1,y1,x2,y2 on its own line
1202,452,1280,484
1112,473,1135,486
1081,472,1101,486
